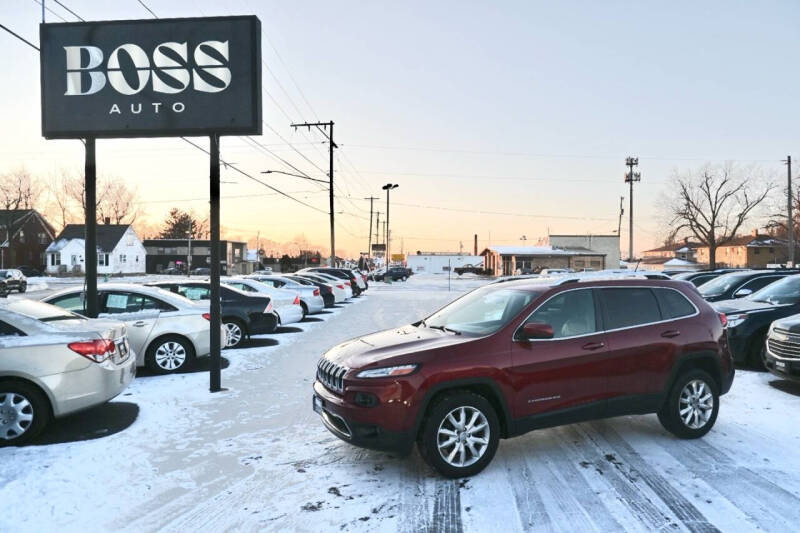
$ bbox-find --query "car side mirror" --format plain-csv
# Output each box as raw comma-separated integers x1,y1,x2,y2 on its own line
734,288,753,298
519,322,554,340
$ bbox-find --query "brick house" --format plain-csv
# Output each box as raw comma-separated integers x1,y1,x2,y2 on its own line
695,230,789,268
0,209,56,270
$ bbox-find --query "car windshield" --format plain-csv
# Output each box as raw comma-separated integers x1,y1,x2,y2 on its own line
5,299,79,322
423,287,538,336
698,273,751,296
748,275,800,305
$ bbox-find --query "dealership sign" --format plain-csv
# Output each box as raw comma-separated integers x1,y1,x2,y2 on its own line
40,16,262,138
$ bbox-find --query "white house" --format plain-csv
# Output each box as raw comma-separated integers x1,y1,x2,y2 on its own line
46,224,146,275
407,253,483,273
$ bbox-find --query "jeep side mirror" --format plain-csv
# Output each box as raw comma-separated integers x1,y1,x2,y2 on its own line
734,288,753,298
519,322,554,340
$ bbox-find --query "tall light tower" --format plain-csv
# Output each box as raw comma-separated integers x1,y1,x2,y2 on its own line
382,183,399,268
624,156,641,261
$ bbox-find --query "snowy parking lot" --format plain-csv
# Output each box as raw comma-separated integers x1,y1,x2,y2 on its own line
2,274,800,532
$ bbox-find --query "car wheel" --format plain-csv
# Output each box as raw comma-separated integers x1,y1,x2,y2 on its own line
19,283,26,293
418,391,500,478
223,319,246,349
0,381,50,446
748,334,767,371
657,369,719,439
145,336,194,374
300,302,308,319
402,276,408,281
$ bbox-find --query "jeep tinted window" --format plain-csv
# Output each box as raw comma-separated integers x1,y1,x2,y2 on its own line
600,288,660,329
525,289,597,339
654,288,695,319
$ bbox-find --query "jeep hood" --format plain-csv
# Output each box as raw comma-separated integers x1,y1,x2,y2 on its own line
322,324,473,369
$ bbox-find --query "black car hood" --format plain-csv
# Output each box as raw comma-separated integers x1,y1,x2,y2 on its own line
322,324,472,369
711,298,783,314
771,313,800,332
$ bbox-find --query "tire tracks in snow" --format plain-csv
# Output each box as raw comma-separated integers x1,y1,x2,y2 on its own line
657,435,800,532
585,422,720,533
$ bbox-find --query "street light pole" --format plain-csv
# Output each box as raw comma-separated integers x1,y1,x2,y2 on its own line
382,183,398,271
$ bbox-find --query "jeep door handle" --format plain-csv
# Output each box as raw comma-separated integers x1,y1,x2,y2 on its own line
661,330,681,338
581,341,605,351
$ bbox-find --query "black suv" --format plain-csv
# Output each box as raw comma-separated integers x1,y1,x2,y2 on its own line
713,274,800,367
697,269,799,302
671,269,743,287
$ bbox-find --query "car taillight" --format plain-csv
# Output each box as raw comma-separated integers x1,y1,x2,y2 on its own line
202,313,211,321
293,295,300,305
344,281,351,286
264,301,273,313
313,288,320,296
718,313,728,327
68,339,116,363
337,284,344,290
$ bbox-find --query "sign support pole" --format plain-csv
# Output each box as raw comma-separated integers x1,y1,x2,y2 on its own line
209,134,222,392
85,137,98,318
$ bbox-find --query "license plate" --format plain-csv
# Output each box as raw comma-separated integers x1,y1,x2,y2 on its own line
776,360,787,370
313,395,323,414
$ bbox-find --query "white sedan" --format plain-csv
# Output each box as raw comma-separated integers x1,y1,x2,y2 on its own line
42,283,226,374
222,277,304,326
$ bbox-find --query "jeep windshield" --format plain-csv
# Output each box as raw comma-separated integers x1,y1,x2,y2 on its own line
748,275,800,305
422,287,539,336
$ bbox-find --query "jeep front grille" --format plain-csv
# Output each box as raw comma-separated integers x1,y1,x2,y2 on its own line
317,358,347,394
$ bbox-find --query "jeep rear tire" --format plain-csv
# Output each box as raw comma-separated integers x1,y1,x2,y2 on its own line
658,369,719,439
418,391,500,478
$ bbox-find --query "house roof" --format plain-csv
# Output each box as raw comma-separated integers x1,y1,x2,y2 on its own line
644,241,702,253
51,224,132,252
0,209,56,239
714,234,787,248
482,245,605,257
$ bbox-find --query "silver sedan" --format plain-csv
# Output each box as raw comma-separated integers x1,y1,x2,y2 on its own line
246,275,325,316
42,283,226,374
0,299,135,445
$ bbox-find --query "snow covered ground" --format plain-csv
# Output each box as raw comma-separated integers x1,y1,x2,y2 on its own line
2,274,800,532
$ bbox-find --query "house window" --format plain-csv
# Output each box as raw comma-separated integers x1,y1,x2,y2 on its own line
18,231,24,243
71,255,78,265
770,247,774,253
98,254,109,266
38,232,47,244
120,254,127,263
754,248,760,255
50,253,60,266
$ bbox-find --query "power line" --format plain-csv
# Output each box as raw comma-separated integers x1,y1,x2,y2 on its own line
30,0,69,22
0,23,39,51
135,0,159,18
53,0,85,21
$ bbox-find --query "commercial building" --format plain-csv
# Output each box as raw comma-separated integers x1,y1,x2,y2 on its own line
480,245,606,277
143,238,249,275
549,234,620,269
407,253,483,274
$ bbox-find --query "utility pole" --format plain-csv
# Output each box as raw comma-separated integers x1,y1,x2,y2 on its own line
292,121,336,267
786,155,794,267
617,196,624,237
376,211,381,264
365,196,378,266
186,231,192,277
624,157,641,261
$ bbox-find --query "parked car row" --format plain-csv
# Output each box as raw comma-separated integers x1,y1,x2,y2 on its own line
0,267,370,446
665,268,800,380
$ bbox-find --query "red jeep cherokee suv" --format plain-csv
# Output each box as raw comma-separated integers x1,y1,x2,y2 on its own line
312,277,734,477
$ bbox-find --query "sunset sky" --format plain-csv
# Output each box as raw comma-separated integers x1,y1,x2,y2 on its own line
2,1,798,258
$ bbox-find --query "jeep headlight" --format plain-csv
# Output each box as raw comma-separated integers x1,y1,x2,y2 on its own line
356,364,418,378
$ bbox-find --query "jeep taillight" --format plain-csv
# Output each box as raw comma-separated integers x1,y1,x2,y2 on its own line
68,339,116,363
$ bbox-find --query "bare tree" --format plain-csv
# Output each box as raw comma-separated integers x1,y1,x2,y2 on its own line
98,178,139,225
666,163,774,269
